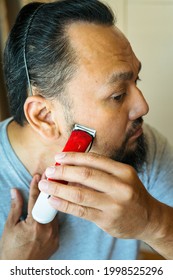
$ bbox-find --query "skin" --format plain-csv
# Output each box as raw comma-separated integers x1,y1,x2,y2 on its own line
0,174,59,259
64,23,149,158
1,22,173,259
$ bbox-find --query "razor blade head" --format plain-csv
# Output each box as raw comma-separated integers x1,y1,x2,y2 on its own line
74,124,96,138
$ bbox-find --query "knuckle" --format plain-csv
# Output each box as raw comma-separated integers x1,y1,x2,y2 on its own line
119,183,135,202
61,200,70,213
72,188,85,204
125,185,135,200
81,166,93,181
86,152,102,164
76,205,86,218
52,183,60,197
58,164,66,179
125,165,136,178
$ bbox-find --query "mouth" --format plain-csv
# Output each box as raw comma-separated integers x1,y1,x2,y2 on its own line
130,126,143,139
127,122,143,143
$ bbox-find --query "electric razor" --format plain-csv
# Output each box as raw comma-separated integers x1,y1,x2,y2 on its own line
32,124,96,224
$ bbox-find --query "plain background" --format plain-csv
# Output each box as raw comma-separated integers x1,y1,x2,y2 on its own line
103,0,173,144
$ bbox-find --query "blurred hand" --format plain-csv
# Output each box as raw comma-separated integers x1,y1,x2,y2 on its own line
0,174,59,260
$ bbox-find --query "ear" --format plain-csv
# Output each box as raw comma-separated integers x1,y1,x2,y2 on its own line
24,95,60,140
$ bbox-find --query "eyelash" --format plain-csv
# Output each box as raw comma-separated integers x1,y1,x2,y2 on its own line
111,93,126,102
111,77,142,103
135,77,142,84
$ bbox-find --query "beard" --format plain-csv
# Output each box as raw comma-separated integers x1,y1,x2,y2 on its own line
65,104,147,173
112,134,147,173
110,118,148,173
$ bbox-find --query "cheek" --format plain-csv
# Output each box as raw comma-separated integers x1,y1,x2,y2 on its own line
72,99,128,153
73,100,101,128
91,112,128,155
93,123,124,154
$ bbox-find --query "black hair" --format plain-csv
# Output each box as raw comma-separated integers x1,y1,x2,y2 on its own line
3,0,115,125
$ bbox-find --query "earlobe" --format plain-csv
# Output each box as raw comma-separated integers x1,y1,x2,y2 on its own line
24,95,60,140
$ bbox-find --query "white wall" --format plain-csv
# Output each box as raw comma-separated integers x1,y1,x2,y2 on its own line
102,0,173,144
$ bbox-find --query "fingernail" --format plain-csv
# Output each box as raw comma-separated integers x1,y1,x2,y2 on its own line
55,153,66,162
10,189,16,200
38,180,48,191
45,166,56,176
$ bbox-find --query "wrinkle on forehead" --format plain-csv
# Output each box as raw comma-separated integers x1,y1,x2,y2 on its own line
66,22,139,85
67,22,131,62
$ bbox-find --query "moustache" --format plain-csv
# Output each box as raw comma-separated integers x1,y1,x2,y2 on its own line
126,117,143,140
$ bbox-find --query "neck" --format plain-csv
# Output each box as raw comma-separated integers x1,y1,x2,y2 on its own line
7,120,59,176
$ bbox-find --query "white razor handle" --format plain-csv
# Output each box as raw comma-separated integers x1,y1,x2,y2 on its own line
32,192,57,224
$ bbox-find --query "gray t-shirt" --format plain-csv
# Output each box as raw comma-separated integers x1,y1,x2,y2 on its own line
0,118,173,260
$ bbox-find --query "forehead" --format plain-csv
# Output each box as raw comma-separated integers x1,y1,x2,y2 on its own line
67,22,139,77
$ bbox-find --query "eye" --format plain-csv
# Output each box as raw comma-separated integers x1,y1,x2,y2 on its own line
111,92,126,102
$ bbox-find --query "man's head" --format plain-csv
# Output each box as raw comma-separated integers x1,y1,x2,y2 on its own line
4,0,149,171
4,0,115,126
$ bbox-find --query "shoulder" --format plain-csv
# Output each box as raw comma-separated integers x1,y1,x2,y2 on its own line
144,123,169,148
141,124,173,204
143,123,173,164
0,117,13,132
0,117,14,163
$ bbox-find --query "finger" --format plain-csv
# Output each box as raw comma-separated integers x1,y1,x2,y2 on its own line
49,195,102,223
27,174,41,214
7,188,23,226
39,179,110,209
45,164,125,194
55,152,131,178
41,172,46,180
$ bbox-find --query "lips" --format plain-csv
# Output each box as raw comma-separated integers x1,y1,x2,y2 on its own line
129,125,143,141
133,126,143,137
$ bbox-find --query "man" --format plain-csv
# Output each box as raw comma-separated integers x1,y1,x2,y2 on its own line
0,0,173,260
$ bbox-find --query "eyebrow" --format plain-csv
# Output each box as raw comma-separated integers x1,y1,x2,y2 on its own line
107,62,142,84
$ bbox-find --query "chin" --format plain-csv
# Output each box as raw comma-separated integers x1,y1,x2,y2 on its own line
122,134,148,172
126,139,138,153
110,133,148,173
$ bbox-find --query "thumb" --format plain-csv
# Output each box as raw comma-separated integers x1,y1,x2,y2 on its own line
7,188,23,226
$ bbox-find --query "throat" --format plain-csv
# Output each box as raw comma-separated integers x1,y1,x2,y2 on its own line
7,120,50,176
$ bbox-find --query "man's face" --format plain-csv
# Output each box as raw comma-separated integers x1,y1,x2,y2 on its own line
58,23,149,170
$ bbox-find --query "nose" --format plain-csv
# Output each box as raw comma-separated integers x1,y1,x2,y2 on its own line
128,87,149,121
